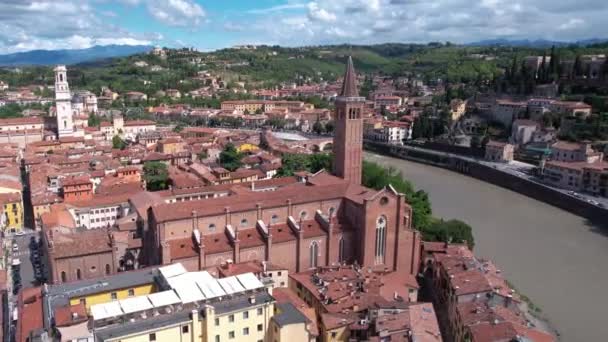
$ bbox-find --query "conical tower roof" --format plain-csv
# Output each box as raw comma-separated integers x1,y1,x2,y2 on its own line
340,56,359,97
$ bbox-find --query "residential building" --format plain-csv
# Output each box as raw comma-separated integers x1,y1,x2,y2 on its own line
485,141,514,162
489,100,526,127
449,99,467,122
0,192,23,233
39,263,282,342
364,119,411,145
428,244,555,342
510,119,539,146
61,175,93,203
550,141,603,163
542,160,608,196
374,95,402,109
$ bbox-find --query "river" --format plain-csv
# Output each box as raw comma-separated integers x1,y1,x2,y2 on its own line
365,152,608,342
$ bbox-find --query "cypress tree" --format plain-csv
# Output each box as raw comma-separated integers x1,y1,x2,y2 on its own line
539,53,547,83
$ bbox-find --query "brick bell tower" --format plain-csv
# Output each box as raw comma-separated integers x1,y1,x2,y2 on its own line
333,56,365,185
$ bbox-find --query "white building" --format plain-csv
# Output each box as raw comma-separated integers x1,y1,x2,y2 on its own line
72,90,98,115
69,198,131,229
54,65,75,138
510,119,538,146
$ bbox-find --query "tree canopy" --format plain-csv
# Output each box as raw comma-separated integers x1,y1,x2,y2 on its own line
219,143,244,171
143,161,169,191
112,135,126,150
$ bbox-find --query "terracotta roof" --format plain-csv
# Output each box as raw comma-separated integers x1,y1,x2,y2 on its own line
40,204,76,229
151,172,383,223
47,228,113,259
16,287,44,342
551,140,584,151
54,303,88,327
169,237,199,260
124,120,155,127
0,116,43,126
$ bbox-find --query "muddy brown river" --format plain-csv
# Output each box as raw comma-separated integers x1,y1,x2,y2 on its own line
366,152,608,342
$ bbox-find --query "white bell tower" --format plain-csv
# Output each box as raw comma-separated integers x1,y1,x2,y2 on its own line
54,65,74,138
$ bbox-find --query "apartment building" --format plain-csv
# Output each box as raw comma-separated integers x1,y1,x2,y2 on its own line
33,263,311,342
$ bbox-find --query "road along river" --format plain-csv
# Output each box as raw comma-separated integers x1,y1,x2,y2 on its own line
365,152,608,342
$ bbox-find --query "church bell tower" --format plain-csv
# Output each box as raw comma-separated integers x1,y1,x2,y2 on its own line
333,56,365,185
54,65,74,138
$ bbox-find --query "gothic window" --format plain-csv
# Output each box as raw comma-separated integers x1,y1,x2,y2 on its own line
310,241,319,268
338,237,345,262
375,216,387,265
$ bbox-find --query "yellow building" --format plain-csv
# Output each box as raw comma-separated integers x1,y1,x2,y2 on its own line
236,142,259,153
46,263,312,342
449,99,467,122
70,283,156,312
0,192,23,233
46,267,158,313
270,303,315,342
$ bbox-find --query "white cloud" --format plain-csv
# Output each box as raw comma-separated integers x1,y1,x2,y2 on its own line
238,0,608,47
0,1,154,53
147,0,206,27
559,18,584,30
308,2,337,22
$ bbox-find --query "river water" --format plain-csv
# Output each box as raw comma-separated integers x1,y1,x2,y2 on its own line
365,152,608,342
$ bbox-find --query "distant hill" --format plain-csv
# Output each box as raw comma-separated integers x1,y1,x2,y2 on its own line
467,38,608,48
0,45,153,66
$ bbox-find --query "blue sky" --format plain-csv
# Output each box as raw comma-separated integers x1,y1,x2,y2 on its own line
0,0,606,54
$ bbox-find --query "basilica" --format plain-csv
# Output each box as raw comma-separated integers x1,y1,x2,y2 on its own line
145,58,422,283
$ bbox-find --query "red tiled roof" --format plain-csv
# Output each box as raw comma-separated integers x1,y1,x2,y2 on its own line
54,303,88,327
16,287,43,342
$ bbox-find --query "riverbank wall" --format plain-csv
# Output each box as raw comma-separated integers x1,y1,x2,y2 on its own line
365,142,608,225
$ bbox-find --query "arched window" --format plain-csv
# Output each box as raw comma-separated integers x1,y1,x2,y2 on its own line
63,120,67,128
105,264,111,275
59,74,63,82
300,210,308,220
61,271,67,283
375,216,387,265
338,237,345,263
310,242,319,268
76,269,82,280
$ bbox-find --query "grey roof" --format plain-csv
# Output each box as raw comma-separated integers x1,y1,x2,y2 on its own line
272,303,308,327
212,291,274,315
95,290,274,341
43,267,159,329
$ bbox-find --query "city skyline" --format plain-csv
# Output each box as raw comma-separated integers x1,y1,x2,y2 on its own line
1,0,608,54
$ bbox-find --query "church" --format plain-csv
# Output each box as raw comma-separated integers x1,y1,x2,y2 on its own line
145,57,422,282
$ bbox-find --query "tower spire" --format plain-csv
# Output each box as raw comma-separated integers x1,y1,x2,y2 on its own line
340,56,359,97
